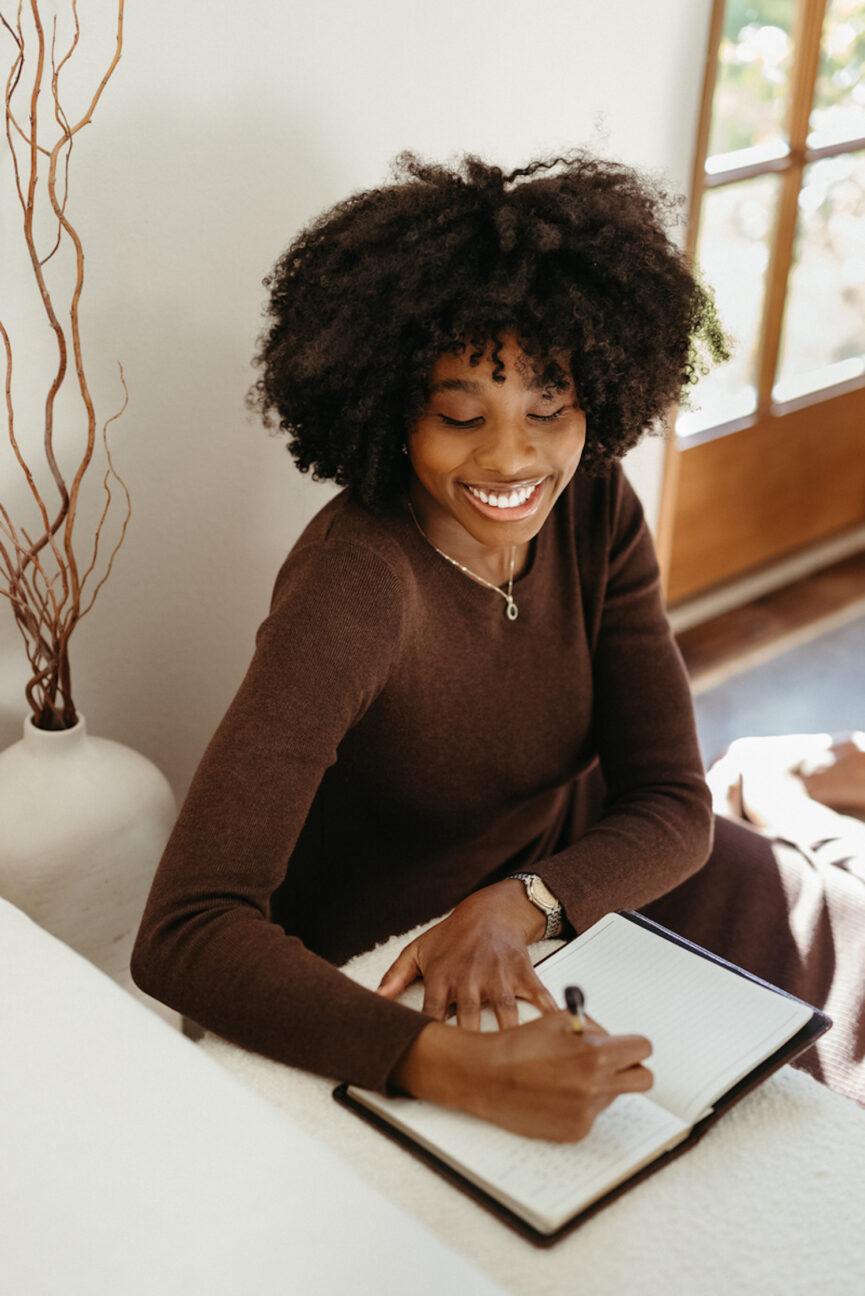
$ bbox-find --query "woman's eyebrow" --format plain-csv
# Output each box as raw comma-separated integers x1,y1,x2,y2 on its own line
429,376,573,395
530,376,574,393
429,378,483,394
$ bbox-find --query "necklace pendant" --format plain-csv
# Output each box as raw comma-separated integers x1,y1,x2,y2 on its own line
505,600,519,622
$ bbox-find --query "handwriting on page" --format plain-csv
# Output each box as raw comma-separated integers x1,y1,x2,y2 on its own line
364,1089,687,1227
489,1095,685,1218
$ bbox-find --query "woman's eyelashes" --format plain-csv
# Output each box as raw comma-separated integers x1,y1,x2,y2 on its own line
438,406,569,428
530,407,568,423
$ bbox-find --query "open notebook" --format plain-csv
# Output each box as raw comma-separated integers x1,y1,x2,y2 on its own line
335,911,830,1244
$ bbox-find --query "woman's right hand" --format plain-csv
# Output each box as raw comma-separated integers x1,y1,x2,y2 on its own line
391,1011,653,1142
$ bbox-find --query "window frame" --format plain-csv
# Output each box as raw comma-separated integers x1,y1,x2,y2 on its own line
659,0,865,603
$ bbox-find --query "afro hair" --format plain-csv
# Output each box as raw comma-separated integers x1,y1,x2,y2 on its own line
250,151,726,511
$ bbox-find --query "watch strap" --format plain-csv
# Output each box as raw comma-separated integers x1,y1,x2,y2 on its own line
508,872,563,940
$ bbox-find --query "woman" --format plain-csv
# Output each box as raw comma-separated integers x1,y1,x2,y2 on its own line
132,153,862,1137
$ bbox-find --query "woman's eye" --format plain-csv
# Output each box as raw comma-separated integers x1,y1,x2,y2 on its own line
436,405,568,428
439,414,482,428
529,406,566,423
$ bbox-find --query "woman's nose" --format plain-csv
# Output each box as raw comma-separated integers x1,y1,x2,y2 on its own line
474,417,536,476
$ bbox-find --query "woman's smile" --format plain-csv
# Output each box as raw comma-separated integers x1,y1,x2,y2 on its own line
459,476,549,520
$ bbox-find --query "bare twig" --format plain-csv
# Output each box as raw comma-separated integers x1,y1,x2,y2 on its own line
78,364,131,615
0,9,22,47
1,0,128,729
40,8,77,265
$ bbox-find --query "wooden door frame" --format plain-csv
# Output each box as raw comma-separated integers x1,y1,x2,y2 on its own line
658,0,865,605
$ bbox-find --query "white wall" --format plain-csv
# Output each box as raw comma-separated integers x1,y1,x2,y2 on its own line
0,0,712,795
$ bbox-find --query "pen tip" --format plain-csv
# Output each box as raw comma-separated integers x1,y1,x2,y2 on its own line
565,984,584,1014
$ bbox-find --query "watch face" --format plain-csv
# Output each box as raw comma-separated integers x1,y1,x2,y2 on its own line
529,876,558,911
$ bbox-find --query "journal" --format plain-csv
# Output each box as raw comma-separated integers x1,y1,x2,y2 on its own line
335,911,830,1243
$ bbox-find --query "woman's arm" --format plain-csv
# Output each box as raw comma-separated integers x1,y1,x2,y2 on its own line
538,470,713,930
132,540,433,1093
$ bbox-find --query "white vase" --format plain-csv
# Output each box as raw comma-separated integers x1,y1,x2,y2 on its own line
0,714,177,998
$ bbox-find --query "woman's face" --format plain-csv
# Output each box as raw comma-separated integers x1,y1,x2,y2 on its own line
407,334,586,561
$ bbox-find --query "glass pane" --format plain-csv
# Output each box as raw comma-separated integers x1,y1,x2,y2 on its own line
707,0,800,164
678,173,782,436
774,150,865,401
808,0,865,148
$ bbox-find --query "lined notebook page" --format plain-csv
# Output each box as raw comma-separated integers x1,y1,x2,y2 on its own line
349,1087,687,1234
537,914,811,1124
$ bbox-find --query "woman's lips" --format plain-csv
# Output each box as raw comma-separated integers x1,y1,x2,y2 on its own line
459,478,547,521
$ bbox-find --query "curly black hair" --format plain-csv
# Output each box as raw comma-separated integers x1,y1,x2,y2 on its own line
250,152,726,511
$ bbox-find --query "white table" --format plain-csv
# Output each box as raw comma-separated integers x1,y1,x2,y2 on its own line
0,900,502,1296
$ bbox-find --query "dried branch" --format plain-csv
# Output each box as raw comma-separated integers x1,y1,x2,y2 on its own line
0,7,21,47
4,12,28,220
24,1,72,526
40,9,78,266
0,316,61,571
63,0,122,139
53,0,79,79
1,0,128,729
78,364,131,616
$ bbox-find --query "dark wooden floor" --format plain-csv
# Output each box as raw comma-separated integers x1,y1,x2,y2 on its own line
675,549,865,691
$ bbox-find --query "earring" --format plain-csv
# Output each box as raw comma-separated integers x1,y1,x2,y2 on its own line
401,444,408,456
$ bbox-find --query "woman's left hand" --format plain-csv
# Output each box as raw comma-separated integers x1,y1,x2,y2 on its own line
376,879,560,1030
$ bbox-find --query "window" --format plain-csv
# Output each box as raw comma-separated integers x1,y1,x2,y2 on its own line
660,0,865,603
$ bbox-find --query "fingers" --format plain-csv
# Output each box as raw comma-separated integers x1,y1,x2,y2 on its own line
456,995,482,1033
580,1031,654,1095
523,972,559,1018
597,1031,653,1070
491,993,520,1032
425,985,527,1031
376,943,420,998
610,1063,654,1094
381,934,578,1035
461,977,547,1032
420,983,452,1023
542,1015,652,1078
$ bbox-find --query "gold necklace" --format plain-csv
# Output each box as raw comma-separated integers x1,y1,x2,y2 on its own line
407,500,519,621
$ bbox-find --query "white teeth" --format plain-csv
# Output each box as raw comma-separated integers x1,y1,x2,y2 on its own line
466,482,539,509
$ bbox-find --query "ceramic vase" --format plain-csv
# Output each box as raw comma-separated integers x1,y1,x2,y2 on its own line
0,713,176,994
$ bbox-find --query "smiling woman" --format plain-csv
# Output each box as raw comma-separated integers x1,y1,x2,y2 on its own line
131,151,865,1139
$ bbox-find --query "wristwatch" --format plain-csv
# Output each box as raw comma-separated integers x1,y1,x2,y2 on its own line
508,872,563,939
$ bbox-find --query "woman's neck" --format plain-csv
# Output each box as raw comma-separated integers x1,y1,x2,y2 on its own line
405,490,531,586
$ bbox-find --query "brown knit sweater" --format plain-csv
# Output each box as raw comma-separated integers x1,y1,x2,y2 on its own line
131,466,713,1091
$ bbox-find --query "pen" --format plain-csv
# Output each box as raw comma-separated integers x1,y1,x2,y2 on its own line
564,984,587,1034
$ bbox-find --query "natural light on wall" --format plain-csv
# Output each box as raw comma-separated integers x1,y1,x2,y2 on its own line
678,0,865,437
